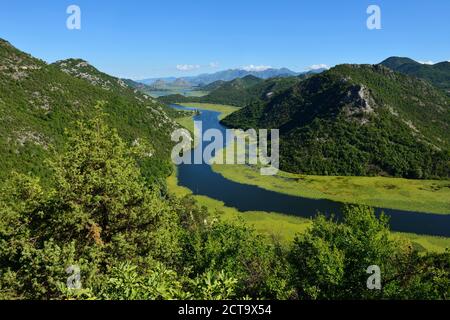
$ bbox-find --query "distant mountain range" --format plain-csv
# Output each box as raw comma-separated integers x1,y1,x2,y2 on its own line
138,67,326,87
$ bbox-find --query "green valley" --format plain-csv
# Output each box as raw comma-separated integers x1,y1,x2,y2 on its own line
212,154,450,215
166,103,450,252
1,22,450,301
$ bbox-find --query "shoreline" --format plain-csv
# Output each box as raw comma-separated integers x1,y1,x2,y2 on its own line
167,102,450,252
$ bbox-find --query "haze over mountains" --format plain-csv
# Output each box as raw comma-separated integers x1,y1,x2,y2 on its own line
140,56,450,97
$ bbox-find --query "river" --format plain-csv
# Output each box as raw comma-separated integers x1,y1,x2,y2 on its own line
173,104,450,237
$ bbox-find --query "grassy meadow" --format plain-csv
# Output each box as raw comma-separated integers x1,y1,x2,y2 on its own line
212,161,450,215
175,102,240,120
167,169,450,253
175,115,196,135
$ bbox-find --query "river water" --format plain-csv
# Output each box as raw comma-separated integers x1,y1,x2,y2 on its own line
173,104,450,237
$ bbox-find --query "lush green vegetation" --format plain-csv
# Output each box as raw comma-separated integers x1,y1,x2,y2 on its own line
171,104,450,253
380,57,450,93
222,64,450,179
158,76,301,107
150,89,208,99
211,153,450,215
1,40,449,300
166,170,312,243
0,39,178,186
175,103,240,120
1,108,448,300
192,75,264,106
168,168,450,253
175,115,196,135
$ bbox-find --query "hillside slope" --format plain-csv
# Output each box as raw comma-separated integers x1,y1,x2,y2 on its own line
0,39,178,182
222,64,450,179
380,57,450,93
159,75,302,107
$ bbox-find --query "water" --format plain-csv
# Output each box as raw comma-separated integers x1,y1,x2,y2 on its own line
172,104,450,237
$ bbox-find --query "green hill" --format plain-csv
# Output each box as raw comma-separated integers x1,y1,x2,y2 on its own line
379,57,419,70
380,57,450,93
0,39,178,183
222,64,450,179
200,80,227,91
159,75,263,106
121,77,156,93
159,75,301,107
196,75,264,106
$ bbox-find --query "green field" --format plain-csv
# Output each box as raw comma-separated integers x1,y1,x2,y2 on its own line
167,169,312,242
175,115,196,135
167,169,450,253
174,102,240,120
212,161,450,215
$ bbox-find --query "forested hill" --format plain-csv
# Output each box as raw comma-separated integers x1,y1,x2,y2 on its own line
222,64,450,179
158,75,302,107
380,57,450,93
0,38,177,182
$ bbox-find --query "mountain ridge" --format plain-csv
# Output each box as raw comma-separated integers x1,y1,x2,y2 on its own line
0,39,178,182
222,64,450,179
380,57,450,93
158,74,303,107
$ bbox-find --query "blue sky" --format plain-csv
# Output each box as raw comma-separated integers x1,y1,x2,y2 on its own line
1,0,449,79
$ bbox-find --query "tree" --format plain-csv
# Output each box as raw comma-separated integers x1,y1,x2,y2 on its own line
181,218,294,299
289,205,450,300
0,103,181,299
290,206,399,299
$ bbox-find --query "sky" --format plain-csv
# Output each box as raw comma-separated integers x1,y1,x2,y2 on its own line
1,0,449,79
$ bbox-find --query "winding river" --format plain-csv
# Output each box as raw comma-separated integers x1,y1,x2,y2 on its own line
173,104,450,237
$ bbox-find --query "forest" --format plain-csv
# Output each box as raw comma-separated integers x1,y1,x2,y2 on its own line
1,105,448,300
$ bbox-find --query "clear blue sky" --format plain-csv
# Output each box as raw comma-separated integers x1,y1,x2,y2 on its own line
1,0,449,79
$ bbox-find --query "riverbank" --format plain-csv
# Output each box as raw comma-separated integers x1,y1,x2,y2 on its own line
173,102,240,148
167,169,450,253
207,119,450,215
168,102,450,252
212,159,450,215
167,169,312,242
174,103,240,120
